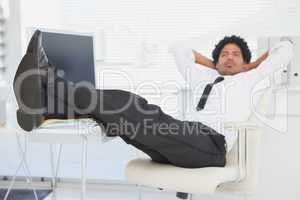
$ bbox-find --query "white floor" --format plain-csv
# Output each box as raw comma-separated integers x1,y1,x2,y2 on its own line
42,184,243,200
0,179,245,200
44,187,177,200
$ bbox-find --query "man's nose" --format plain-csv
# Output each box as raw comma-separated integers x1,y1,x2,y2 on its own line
227,54,234,59
226,57,233,62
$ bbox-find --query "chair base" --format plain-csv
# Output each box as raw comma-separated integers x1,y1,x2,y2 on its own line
176,192,192,200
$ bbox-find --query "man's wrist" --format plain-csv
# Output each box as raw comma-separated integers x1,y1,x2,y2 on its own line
241,62,258,72
193,50,216,69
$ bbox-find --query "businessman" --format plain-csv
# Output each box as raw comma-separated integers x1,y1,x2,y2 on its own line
13,30,269,168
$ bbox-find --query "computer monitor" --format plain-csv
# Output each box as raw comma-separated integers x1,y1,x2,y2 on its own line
40,30,96,87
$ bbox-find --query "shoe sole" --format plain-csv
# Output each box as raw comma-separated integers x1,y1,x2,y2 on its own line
16,109,45,132
13,31,46,131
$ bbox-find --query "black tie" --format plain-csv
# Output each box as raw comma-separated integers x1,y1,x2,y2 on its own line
196,76,224,111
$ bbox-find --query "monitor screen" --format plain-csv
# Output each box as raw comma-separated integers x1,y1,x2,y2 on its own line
41,31,96,87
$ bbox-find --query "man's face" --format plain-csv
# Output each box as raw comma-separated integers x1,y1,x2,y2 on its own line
215,43,246,75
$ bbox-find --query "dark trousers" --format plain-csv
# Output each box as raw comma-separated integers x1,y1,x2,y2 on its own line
16,30,226,168
47,82,227,168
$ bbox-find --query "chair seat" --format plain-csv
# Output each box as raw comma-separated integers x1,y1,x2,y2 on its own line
125,158,239,195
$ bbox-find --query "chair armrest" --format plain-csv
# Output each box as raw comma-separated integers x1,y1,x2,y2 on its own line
224,121,262,132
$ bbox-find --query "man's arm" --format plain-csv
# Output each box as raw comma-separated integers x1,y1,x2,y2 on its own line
192,50,216,70
241,51,269,72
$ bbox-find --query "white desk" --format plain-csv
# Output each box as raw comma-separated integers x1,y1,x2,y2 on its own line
0,118,112,200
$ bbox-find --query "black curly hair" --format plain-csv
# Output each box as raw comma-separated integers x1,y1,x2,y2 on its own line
212,35,251,65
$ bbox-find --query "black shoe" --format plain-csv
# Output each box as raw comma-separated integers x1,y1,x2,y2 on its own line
14,30,91,131
13,30,49,131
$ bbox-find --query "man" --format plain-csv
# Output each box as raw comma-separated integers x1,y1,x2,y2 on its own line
171,35,271,152
13,31,273,168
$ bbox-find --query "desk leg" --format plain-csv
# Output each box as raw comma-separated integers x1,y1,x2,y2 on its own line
50,144,63,200
4,133,38,200
81,135,88,200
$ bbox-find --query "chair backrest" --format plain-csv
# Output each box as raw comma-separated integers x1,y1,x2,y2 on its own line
217,122,262,195
217,68,292,194
217,37,294,194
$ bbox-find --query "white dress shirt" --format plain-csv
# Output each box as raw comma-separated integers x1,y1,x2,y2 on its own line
170,40,293,152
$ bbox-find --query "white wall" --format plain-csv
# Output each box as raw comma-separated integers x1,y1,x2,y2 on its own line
252,117,300,200
4,0,63,85
4,0,22,85
19,0,63,53
223,0,300,37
